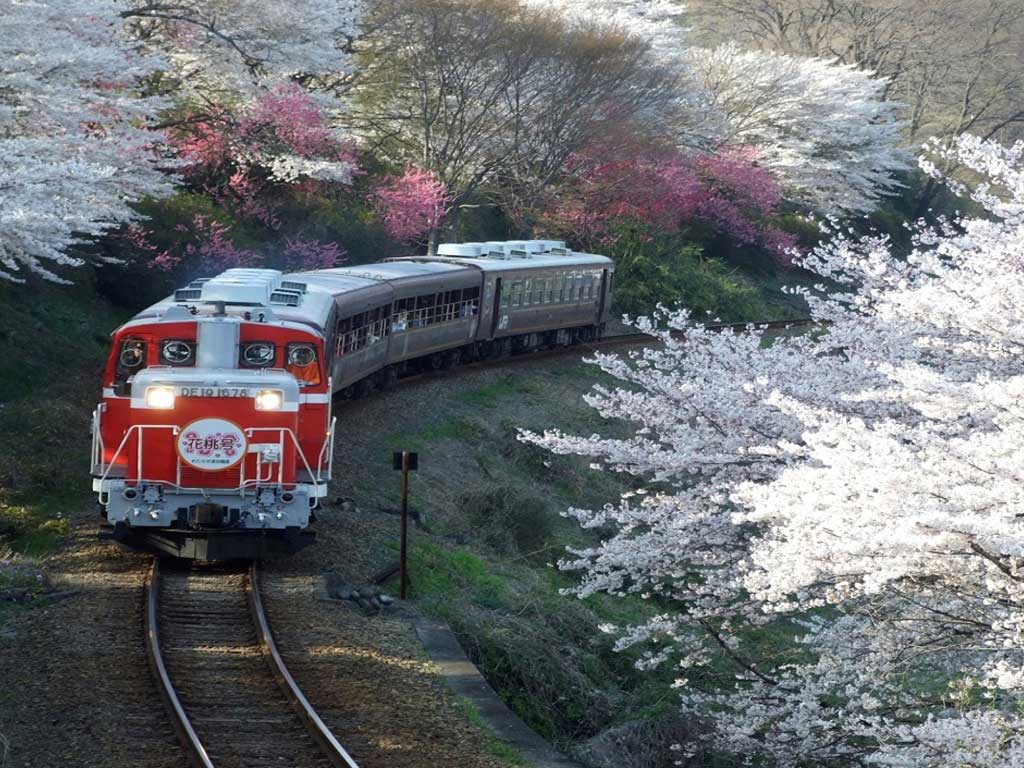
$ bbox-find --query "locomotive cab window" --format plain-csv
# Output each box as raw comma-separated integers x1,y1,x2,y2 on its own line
160,339,195,366
241,341,276,368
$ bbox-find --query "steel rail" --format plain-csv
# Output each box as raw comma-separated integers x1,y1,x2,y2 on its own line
247,562,361,768
144,561,215,768
361,317,818,398
147,560,361,768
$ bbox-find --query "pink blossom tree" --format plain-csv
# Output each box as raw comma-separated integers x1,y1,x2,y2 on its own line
172,84,359,227
546,143,796,263
372,167,453,247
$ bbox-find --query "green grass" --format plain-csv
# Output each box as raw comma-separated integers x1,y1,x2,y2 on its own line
383,416,484,455
457,699,527,765
0,276,123,557
0,491,73,556
458,376,525,408
407,542,507,611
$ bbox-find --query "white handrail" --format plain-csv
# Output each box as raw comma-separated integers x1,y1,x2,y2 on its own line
95,422,333,496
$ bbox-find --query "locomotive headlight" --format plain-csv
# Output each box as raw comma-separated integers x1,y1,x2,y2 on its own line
145,386,176,409
254,388,284,411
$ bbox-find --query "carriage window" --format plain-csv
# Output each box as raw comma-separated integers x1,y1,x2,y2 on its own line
511,282,523,307
546,278,554,304
572,273,581,301
392,298,415,332
462,286,480,318
414,293,436,327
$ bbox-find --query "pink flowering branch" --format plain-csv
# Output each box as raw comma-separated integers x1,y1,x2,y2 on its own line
372,166,453,242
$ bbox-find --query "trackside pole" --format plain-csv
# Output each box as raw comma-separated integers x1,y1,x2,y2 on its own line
393,451,419,599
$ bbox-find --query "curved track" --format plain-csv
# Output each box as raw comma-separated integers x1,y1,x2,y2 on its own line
145,561,361,768
369,317,816,397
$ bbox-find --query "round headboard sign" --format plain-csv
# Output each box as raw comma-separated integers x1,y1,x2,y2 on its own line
177,418,247,471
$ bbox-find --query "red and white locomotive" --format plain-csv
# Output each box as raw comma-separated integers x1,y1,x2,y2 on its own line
92,240,614,559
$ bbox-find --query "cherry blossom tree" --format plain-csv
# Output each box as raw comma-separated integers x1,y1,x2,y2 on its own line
171,84,359,228
0,0,178,283
545,143,795,261
523,134,1024,765
520,0,689,68
123,0,363,102
689,43,910,214
372,167,452,244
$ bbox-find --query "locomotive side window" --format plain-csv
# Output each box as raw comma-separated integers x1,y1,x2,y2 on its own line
118,338,146,370
286,342,321,385
113,338,147,395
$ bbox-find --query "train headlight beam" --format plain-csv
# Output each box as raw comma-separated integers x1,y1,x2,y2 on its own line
145,386,176,409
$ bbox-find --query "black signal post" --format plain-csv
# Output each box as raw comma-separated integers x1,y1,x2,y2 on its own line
393,451,419,599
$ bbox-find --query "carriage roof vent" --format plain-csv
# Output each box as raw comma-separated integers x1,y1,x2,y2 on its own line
437,243,485,257
174,288,203,301
279,280,307,293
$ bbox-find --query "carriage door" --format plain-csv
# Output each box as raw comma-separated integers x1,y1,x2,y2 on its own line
597,269,609,323
490,278,503,336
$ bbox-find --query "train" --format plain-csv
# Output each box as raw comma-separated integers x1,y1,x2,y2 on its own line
92,240,615,559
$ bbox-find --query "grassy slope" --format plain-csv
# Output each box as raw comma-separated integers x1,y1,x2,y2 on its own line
0,275,129,555
330,359,694,758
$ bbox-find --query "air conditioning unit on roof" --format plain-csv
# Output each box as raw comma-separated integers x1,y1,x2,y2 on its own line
437,243,484,257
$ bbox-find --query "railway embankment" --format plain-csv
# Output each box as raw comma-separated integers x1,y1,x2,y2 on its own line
300,352,697,767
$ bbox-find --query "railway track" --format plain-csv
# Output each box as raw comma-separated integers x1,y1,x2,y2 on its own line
141,316,815,766
145,560,361,768
373,316,816,395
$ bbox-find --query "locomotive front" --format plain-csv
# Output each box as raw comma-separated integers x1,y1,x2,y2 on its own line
92,270,335,560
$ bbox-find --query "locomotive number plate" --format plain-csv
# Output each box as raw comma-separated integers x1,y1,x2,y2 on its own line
176,386,252,398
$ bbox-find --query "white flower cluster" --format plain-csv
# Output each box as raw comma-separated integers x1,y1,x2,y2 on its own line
523,135,1024,765
127,0,363,100
0,0,178,282
689,43,911,215
1,0,364,283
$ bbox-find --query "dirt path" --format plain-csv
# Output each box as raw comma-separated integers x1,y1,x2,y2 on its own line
0,523,186,768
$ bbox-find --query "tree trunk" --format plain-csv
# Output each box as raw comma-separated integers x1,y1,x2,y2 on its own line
427,226,441,256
